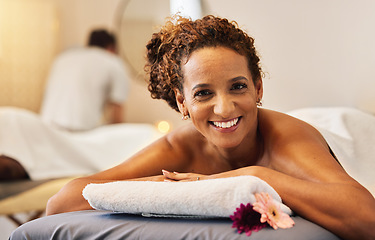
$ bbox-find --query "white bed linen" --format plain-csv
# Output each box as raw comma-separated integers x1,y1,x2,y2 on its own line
0,107,163,180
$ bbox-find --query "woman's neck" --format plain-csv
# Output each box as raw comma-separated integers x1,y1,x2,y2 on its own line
211,125,264,169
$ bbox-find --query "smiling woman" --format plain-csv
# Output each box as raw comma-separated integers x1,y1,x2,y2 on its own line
40,15,375,240
175,47,261,149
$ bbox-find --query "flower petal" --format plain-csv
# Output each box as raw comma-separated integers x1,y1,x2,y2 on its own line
231,202,268,235
253,192,295,230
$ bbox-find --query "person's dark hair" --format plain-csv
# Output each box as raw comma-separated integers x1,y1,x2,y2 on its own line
87,29,116,49
145,15,263,112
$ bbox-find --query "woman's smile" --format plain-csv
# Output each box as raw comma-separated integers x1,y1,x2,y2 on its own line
210,117,241,132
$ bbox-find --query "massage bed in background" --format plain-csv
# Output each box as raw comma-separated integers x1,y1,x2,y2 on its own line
0,177,74,226
0,107,163,236
0,107,164,181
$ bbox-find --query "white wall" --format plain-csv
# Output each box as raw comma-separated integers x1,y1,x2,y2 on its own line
55,0,121,50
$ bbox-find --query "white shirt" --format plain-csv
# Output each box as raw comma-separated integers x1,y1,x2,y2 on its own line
41,47,130,131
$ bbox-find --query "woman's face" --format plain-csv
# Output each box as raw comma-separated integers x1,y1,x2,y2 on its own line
176,46,263,149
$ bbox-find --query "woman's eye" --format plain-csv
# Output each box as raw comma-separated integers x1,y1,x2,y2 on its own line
231,83,247,90
193,90,212,99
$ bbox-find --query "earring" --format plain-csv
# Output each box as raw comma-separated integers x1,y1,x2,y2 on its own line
181,114,190,120
256,99,263,107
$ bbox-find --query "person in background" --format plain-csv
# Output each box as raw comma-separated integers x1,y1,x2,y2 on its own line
40,29,131,131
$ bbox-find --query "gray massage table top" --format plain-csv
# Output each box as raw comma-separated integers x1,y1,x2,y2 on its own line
10,210,341,240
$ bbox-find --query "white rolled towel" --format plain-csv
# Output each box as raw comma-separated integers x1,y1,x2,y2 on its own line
82,176,292,218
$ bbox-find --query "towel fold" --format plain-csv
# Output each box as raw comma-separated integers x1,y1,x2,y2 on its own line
82,176,292,218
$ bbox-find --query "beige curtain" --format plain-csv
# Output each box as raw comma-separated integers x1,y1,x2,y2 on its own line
0,0,59,113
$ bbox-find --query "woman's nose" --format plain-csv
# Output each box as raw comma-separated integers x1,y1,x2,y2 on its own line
213,95,235,118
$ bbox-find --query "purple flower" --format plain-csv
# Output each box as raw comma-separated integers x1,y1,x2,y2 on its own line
230,203,268,236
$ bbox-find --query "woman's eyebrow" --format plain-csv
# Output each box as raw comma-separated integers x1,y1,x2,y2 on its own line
191,76,248,91
230,76,248,82
192,83,210,91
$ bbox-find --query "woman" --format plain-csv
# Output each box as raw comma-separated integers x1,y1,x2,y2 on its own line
46,15,375,240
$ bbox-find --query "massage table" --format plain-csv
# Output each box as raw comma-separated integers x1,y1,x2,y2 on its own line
0,107,163,234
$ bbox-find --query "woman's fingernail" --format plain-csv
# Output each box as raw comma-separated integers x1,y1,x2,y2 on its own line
173,171,179,174
162,169,170,175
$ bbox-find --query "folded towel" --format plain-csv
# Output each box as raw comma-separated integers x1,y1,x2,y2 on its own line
82,176,292,218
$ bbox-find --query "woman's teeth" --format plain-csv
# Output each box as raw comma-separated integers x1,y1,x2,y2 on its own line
212,118,239,128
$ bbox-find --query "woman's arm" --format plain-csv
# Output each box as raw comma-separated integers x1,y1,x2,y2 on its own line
259,109,375,240
163,115,375,240
46,174,166,215
164,165,375,240
46,132,191,215
229,166,374,240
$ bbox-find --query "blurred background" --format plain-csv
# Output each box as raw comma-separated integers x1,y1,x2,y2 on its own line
1,0,375,131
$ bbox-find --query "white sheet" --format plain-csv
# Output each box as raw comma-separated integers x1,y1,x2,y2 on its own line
0,107,163,180
288,107,375,196
82,176,292,218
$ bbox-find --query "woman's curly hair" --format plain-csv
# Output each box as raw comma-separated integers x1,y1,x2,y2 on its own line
145,15,263,112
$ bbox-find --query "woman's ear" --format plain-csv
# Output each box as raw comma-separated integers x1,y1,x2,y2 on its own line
174,88,187,114
255,78,263,101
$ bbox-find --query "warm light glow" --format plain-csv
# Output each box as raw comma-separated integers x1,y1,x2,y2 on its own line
0,0,58,112
157,121,171,134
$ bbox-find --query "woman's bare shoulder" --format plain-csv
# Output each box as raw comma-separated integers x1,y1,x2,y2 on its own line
165,123,206,160
258,108,325,143
90,124,204,180
258,109,346,181
167,122,203,143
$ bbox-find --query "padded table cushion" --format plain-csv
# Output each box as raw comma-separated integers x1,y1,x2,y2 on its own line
10,210,341,240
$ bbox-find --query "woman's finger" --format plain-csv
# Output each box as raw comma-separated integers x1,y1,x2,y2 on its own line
162,170,191,180
162,169,182,179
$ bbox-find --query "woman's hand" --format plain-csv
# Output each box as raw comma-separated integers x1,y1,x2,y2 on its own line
162,169,206,182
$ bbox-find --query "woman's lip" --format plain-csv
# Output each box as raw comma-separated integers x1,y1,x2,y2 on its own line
211,117,240,127
210,117,241,132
